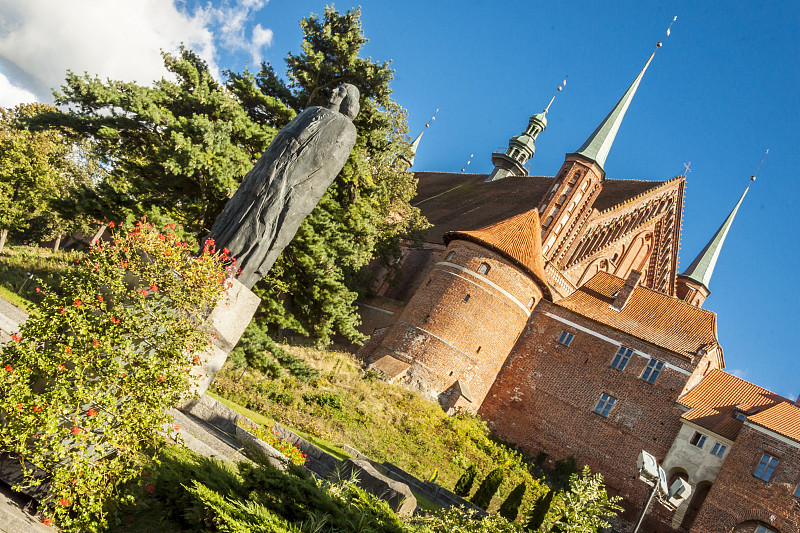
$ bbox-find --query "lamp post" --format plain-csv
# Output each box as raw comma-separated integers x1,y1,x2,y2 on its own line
633,450,692,533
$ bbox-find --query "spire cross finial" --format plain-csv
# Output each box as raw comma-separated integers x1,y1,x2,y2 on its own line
544,76,568,114
656,16,678,49
683,161,692,175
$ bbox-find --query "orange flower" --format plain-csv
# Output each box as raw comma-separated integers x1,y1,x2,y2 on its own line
88,409,98,416
157,376,165,383
150,284,159,292
74,299,82,307
42,518,52,526
59,497,69,506
92,340,100,347
108,221,115,228
58,364,66,371
70,426,80,435
4,365,11,371
10,333,20,342
97,294,103,301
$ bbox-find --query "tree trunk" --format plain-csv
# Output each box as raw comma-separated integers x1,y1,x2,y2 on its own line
53,234,62,252
0,229,7,253
90,224,107,245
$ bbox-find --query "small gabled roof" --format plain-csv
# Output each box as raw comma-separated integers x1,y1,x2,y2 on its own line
747,401,800,443
444,209,550,298
678,369,786,441
556,272,718,357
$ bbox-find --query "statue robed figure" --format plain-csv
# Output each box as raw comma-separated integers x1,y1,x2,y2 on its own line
205,83,360,289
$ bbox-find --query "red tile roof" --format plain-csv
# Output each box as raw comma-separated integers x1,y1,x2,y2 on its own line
556,272,718,357
444,209,550,298
678,369,787,441
747,401,800,442
412,172,665,244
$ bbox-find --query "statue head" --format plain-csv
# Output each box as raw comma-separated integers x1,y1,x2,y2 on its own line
335,83,360,120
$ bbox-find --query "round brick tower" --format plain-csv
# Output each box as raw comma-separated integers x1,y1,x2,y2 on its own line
370,208,551,411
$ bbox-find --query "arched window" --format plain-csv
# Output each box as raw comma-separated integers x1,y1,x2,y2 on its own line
446,251,455,262
556,194,567,206
477,262,490,275
544,216,554,228
570,171,581,184
527,297,535,308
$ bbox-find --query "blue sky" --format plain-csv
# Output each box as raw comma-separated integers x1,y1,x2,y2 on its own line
1,1,797,399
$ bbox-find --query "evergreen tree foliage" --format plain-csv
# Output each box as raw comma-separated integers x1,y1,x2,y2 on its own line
470,467,505,510
499,481,526,522
33,47,272,238
231,321,320,381
526,488,554,531
454,464,479,497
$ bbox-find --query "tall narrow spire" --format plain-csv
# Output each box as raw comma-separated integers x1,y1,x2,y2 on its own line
680,178,753,293
406,109,438,167
573,17,676,171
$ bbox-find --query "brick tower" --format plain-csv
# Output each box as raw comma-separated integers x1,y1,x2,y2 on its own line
370,209,551,411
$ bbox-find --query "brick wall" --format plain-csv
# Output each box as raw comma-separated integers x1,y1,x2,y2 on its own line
371,239,544,408
689,424,800,533
480,300,695,528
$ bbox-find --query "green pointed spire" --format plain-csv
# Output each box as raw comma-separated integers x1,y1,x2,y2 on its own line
681,179,753,292
574,52,655,170
408,131,423,167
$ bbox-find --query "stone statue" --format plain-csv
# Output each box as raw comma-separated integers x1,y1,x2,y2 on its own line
206,84,360,288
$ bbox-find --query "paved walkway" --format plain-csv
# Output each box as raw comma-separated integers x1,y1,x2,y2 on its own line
0,297,26,343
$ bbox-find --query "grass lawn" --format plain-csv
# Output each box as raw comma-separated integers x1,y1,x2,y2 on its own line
211,343,546,517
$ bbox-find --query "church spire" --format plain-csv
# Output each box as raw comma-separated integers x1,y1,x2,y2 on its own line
406,109,438,168
573,17,676,171
487,76,567,182
676,160,765,308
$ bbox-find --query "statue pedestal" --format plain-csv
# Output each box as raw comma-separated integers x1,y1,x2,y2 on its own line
189,278,261,397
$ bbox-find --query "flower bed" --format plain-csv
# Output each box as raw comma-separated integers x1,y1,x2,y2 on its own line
236,418,306,465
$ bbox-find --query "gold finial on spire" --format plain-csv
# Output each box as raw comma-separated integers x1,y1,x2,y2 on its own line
544,75,568,114
751,148,769,181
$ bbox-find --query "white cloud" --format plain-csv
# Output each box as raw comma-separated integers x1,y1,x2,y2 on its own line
0,69,36,107
0,0,272,104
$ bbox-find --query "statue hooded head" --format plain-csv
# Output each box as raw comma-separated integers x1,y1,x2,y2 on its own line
327,83,360,120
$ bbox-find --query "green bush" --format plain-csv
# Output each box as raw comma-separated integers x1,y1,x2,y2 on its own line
232,321,319,381
454,464,479,497
470,468,505,510
525,489,554,531
499,482,526,522
0,221,229,531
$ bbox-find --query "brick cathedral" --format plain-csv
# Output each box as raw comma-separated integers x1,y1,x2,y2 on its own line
358,40,800,533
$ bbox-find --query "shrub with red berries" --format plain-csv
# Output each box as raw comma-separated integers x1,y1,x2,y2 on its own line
0,219,231,532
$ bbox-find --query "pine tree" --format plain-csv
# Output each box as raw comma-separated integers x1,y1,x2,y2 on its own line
454,464,479,497
499,482,526,522
470,467,505,510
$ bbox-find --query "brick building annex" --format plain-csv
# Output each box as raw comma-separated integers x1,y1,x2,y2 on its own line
358,44,800,533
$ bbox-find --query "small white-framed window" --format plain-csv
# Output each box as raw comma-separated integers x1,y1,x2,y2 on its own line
477,262,490,275
753,452,779,481
641,359,665,384
527,297,535,309
733,411,746,421
557,331,574,346
689,431,706,449
611,346,633,371
594,393,616,417
446,251,455,262
710,442,726,457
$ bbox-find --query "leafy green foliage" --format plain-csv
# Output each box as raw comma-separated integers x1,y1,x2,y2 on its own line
537,467,623,532
0,221,228,531
411,506,520,533
35,47,272,238
525,489,554,531
499,482,526,522
454,464,479,497
471,468,505,510
0,104,96,251
236,417,306,465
